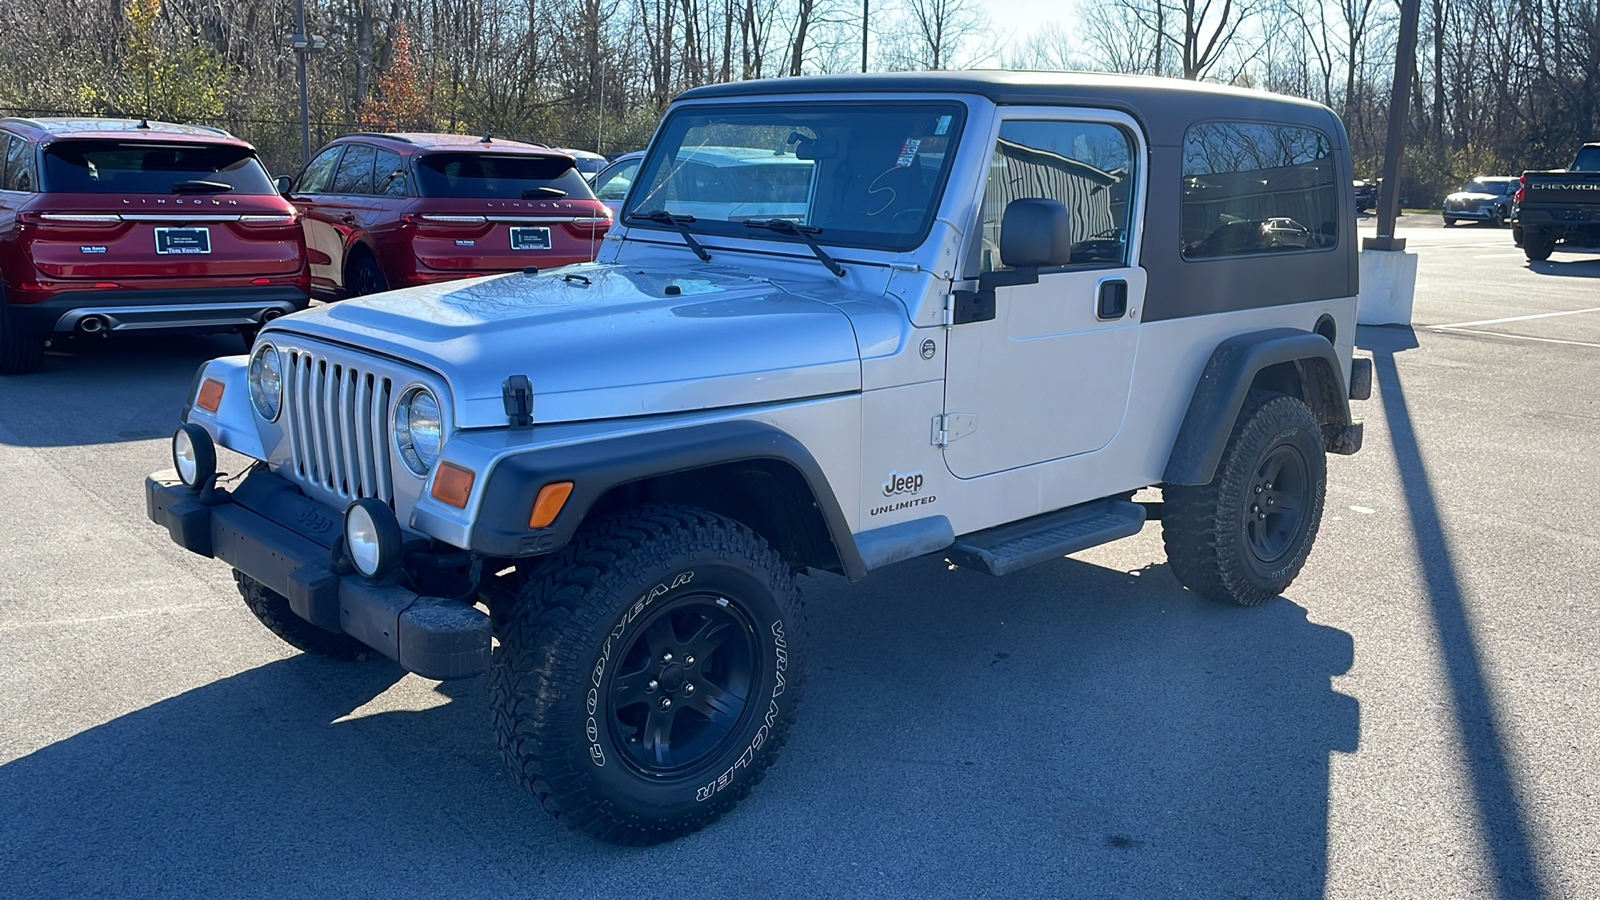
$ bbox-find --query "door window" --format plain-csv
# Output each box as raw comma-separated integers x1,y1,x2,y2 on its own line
297,145,343,194
1180,122,1338,258
374,148,406,196
594,159,640,201
0,134,15,189
330,144,376,195
976,120,1137,272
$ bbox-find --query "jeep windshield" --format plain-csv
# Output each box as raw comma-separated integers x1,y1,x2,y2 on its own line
624,102,965,252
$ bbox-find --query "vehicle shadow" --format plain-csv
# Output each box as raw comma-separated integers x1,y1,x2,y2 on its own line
1359,323,1547,898
0,554,1359,897
0,333,240,447
1528,256,1600,277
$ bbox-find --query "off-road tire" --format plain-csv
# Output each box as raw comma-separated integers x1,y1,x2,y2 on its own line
1163,392,1327,607
235,571,371,659
1523,229,1554,262
490,504,804,845
0,299,44,375
347,254,388,297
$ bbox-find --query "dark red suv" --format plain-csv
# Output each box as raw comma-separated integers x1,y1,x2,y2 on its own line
0,118,309,373
281,132,612,298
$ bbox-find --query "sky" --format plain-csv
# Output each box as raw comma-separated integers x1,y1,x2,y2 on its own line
978,0,1075,34
968,0,1082,61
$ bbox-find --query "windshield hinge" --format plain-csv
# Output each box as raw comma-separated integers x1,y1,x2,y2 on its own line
931,413,977,447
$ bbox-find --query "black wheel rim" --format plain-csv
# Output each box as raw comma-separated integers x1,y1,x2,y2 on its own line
1244,443,1310,565
353,265,383,296
608,594,761,777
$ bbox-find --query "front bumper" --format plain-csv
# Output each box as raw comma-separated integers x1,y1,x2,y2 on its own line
146,469,490,680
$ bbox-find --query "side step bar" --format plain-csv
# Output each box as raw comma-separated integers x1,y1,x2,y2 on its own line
945,498,1146,576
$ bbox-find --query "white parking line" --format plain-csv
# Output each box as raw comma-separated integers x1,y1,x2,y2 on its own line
1432,327,1600,349
1432,306,1600,328
1471,252,1529,259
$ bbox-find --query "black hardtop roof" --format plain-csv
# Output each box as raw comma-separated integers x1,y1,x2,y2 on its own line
676,71,1342,147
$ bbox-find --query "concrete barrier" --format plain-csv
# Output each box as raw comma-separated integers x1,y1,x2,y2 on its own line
1356,249,1418,325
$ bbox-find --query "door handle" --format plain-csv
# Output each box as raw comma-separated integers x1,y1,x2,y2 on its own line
1097,279,1128,319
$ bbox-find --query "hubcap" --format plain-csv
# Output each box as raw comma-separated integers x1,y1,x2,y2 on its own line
1244,444,1310,565
608,594,760,776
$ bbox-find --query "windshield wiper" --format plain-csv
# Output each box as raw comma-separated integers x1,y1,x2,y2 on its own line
744,219,843,277
522,186,566,198
626,210,711,262
171,180,234,193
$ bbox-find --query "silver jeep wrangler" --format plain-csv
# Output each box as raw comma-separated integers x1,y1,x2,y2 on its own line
148,72,1370,844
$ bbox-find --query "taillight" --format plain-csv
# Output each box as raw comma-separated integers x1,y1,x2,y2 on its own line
562,216,612,238
1515,175,1525,204
26,213,122,228
238,214,298,228
403,214,489,226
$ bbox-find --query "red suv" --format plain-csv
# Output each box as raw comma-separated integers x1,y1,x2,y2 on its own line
281,133,612,298
0,118,309,374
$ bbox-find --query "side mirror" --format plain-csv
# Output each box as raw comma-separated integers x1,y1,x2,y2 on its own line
950,199,1074,326
999,198,1073,268
274,175,293,197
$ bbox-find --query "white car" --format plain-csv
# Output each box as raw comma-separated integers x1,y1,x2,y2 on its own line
1444,176,1518,226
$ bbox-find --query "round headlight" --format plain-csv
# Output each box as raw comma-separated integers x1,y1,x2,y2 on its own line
248,343,283,422
344,498,402,579
172,423,216,489
394,386,443,475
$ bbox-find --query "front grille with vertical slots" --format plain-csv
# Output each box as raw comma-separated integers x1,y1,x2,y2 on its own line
284,349,394,504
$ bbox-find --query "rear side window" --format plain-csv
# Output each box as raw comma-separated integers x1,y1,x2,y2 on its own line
415,154,594,199
1573,146,1600,172
375,148,406,196
1181,122,1339,259
42,140,274,194
330,143,376,194
4,135,38,192
297,145,343,193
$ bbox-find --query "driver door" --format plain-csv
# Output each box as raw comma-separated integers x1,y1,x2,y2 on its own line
942,111,1147,479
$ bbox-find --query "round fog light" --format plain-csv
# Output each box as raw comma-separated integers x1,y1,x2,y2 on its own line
172,424,216,490
344,498,402,579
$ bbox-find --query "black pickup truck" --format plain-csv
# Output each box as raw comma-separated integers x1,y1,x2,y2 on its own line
1513,143,1600,261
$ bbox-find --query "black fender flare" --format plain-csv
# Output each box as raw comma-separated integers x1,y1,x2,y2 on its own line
468,419,866,579
1163,328,1351,486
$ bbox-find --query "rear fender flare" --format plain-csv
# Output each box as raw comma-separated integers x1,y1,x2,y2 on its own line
1163,328,1351,486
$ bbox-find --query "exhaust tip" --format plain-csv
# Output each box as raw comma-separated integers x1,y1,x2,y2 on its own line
259,308,285,323
77,315,107,335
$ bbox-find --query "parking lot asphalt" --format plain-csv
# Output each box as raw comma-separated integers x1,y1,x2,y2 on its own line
2,218,1597,899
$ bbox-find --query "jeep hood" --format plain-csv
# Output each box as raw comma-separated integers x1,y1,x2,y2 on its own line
267,264,862,427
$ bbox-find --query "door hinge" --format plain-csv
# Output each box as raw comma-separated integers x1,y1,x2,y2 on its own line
942,289,995,327
931,413,978,447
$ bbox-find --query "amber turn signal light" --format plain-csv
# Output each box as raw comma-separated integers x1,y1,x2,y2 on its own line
529,481,574,528
196,378,225,412
430,461,476,509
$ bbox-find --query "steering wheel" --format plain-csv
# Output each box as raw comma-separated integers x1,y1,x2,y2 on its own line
890,207,927,226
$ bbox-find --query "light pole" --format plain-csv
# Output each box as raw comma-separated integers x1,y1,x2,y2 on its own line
293,0,309,164
290,0,325,166
1365,0,1421,252
862,0,869,73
